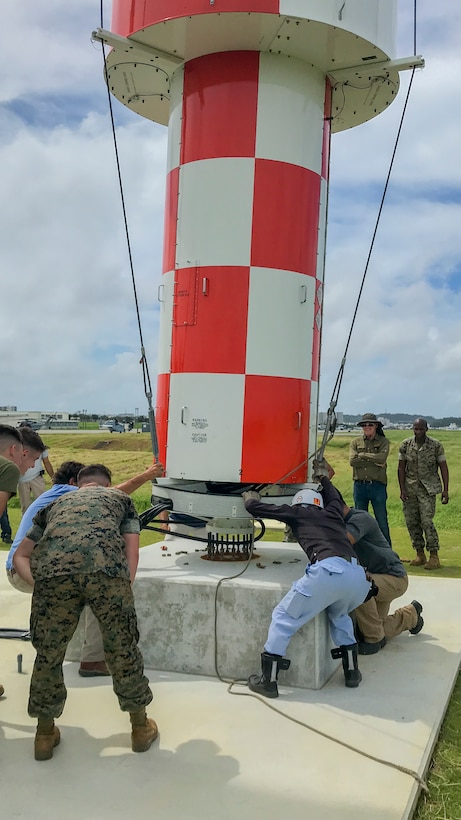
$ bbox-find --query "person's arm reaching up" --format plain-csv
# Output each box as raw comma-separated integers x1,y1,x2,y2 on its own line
116,463,164,496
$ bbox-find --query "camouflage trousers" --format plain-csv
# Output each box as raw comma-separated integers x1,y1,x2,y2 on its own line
402,487,439,552
28,572,153,719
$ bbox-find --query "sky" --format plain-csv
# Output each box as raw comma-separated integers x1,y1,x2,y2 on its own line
1,1,460,418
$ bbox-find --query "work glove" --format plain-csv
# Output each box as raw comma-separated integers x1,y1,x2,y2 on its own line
242,490,260,503
312,458,332,480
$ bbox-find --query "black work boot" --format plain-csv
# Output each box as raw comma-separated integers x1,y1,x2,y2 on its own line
409,600,424,634
358,637,387,655
332,644,362,688
248,652,291,699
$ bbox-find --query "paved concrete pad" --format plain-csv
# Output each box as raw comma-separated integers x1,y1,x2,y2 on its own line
1,562,460,820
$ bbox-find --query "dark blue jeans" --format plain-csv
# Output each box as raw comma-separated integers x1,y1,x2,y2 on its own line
0,509,12,540
353,480,391,546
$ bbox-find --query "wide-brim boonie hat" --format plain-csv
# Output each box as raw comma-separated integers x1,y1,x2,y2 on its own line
358,413,380,427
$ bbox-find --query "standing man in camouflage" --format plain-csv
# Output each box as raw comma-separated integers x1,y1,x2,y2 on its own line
13,463,158,761
7,459,164,678
398,419,449,570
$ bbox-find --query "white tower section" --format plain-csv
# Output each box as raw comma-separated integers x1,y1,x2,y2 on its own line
94,1,422,519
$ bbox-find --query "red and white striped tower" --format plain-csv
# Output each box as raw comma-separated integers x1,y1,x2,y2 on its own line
156,49,329,487
95,2,421,522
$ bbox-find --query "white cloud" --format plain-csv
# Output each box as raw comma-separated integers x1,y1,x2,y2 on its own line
2,1,104,103
1,0,460,418
0,101,166,412
319,0,461,416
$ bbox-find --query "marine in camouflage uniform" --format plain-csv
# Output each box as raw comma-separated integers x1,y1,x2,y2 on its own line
22,484,152,719
398,419,449,570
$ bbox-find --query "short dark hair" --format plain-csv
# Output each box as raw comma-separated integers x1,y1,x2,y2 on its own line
77,463,112,487
53,461,85,485
413,418,428,429
18,426,46,453
0,424,23,448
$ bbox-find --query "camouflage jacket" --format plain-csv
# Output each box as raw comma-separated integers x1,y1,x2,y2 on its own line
398,436,446,495
26,486,140,581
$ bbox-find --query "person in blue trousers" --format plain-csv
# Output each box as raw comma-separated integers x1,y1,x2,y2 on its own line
243,477,371,697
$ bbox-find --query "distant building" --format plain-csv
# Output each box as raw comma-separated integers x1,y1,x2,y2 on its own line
0,410,78,430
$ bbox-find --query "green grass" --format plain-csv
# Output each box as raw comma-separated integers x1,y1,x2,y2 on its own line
413,675,461,819
2,429,460,816
323,430,461,575
4,428,460,561
329,431,461,818
2,433,159,545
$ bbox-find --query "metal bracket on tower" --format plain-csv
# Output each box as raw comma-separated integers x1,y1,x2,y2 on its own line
329,54,424,84
91,27,183,67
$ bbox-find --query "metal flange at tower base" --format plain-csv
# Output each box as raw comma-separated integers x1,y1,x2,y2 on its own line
203,518,258,562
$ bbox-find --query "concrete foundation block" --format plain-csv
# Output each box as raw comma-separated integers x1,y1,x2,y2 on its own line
67,540,339,689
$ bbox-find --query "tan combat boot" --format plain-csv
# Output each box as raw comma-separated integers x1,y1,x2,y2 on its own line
130,708,158,753
425,551,441,570
34,719,61,761
409,550,426,566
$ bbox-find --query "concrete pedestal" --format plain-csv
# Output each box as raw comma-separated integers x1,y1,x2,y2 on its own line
67,539,338,689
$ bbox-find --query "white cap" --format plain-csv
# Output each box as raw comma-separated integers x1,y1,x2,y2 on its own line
291,489,324,508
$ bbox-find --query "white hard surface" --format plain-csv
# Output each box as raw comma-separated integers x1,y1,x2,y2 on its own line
1,556,459,820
